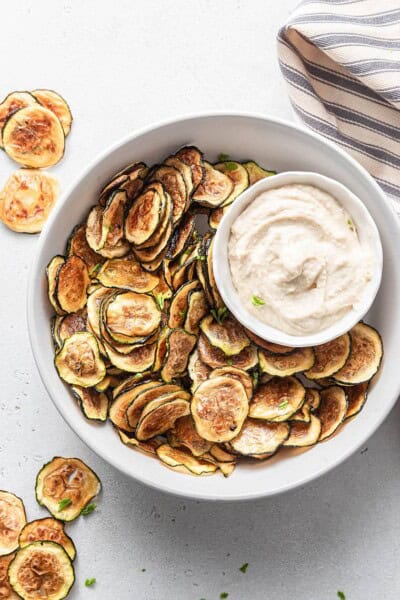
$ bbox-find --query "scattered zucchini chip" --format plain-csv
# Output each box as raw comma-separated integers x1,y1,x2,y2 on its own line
198,334,258,370
35,457,101,522
244,328,294,355
210,366,253,400
97,256,159,292
259,346,315,376
104,341,156,373
8,541,74,600
192,161,233,207
46,256,66,315
55,332,106,387
316,386,347,441
242,160,276,185
175,146,205,190
345,382,369,419
284,414,321,448
168,280,200,329
0,491,26,556
126,382,183,429
305,334,351,380
3,106,65,168
0,92,38,147
0,169,59,233
136,395,190,440
214,161,249,207
0,552,19,599
55,255,90,313
149,165,187,224
161,329,197,382
156,444,217,476
200,315,250,356
249,376,305,422
19,518,76,560
188,349,211,392
31,89,73,136
71,385,108,422
169,415,212,457
166,213,196,259
66,224,104,271
125,185,165,246
333,323,383,385
230,418,289,456
105,291,161,341
191,376,249,442
184,289,208,334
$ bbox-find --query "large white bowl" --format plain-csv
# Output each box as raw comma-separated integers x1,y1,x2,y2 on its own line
28,113,400,501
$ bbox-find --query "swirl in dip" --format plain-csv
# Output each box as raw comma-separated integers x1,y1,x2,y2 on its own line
228,184,375,336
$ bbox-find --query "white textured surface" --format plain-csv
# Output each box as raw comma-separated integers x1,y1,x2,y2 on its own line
1,1,399,599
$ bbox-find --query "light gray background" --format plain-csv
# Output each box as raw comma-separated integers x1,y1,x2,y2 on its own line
1,2,399,599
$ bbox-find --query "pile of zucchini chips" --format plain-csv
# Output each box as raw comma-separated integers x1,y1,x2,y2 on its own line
0,89,72,233
47,146,383,477
0,457,100,599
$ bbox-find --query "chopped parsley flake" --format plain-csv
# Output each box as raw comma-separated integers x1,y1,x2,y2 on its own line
337,592,345,600
278,400,288,410
239,562,249,573
252,371,259,387
57,498,72,511
251,295,265,307
89,263,102,276
196,254,206,261
220,594,229,599
218,153,230,161
81,502,96,516
347,218,355,231
211,307,228,325
85,578,96,587
155,293,166,310
226,359,233,366
223,161,237,172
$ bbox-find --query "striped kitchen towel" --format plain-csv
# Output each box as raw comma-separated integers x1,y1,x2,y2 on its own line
277,0,400,208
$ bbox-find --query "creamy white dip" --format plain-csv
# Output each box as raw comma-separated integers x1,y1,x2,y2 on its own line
229,184,375,336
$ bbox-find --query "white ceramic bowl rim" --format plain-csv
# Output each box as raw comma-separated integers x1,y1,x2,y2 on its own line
213,170,383,347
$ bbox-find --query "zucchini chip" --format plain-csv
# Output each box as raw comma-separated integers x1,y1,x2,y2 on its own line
345,382,369,419
97,256,159,292
175,146,205,190
284,414,321,448
126,383,184,429
156,444,217,476
136,395,190,440
55,255,90,313
305,334,351,380
209,206,227,230
316,386,347,441
168,280,200,329
105,292,161,340
125,185,164,246
101,189,128,248
164,156,194,203
0,169,59,233
197,334,258,370
0,491,26,556
19,518,76,560
192,161,233,208
153,327,169,372
71,386,108,422
3,106,65,168
149,165,187,224
35,457,101,521
206,236,224,308
230,419,289,456
200,315,250,356
304,387,321,411
55,332,106,387
161,329,197,382
133,219,173,265
242,160,276,185
31,89,73,136
53,310,87,349
169,415,212,457
8,542,74,600
259,346,315,376
191,376,249,442
0,553,19,599
46,256,66,315
117,429,162,455
244,328,294,355
188,349,211,392
110,381,163,432
166,213,196,260
66,224,104,271
0,92,38,147
249,376,305,422
184,289,208,334
86,285,113,338
104,342,156,373
85,205,105,252
290,401,311,423
210,366,253,400
214,161,249,207
333,323,383,385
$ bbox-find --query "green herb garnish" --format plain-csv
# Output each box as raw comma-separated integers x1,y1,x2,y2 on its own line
251,295,265,307
89,263,102,277
196,254,206,261
223,161,237,172
134,373,142,379
179,310,186,318
218,153,230,161
226,359,234,366
211,307,228,325
81,502,96,516
155,293,166,310
57,498,72,512
239,562,249,573
337,593,345,600
85,578,96,587
141,568,146,572
278,400,288,410
347,218,355,231
252,371,259,387
220,594,229,599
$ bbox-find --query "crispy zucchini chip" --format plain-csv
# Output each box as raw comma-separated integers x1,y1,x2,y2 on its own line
101,189,128,248
19,518,76,560
305,387,321,411
136,396,190,440
209,445,236,463
206,236,224,308
198,334,258,370
230,418,289,456
125,185,164,246
3,106,65,168
175,146,205,190
166,213,196,259
110,381,164,432
149,165,187,224
125,383,184,429
105,291,161,340
55,255,90,313
86,285,113,338
214,161,249,207
71,386,108,422
117,429,162,455
85,205,104,252
316,386,347,441
156,444,217,476
209,205,227,230
99,162,147,205
192,161,233,208
305,334,351,380
333,323,383,385
8,542,74,600
259,346,315,376
169,415,212,457
290,401,311,423
200,315,250,356
153,327,169,372
168,280,200,329
0,91,38,147
244,328,294,354
164,156,194,203
66,224,104,271
161,329,197,382
0,169,59,233
210,366,253,400
104,341,156,373
188,349,211,392
345,382,369,419
249,376,305,422
31,89,73,136
55,332,106,387
191,376,249,442
0,491,26,556
35,457,101,521
97,256,159,292
46,256,66,315
284,414,321,447
242,160,276,185
0,552,19,599
184,289,208,334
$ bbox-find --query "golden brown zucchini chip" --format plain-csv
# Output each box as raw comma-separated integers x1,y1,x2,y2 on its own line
110,380,163,432
316,386,347,441
8,541,75,600
31,89,73,136
333,323,383,385
104,341,156,373
101,189,128,248
19,518,76,560
191,376,249,442
205,236,224,308
125,184,165,246
86,285,113,338
168,280,201,329
55,255,90,313
259,346,315,376
210,366,253,400
0,491,26,556
66,224,104,271
71,386,108,422
200,315,250,356
52,310,87,349
305,334,351,380
249,376,305,422
214,161,249,207
105,291,161,341
304,387,321,411
97,256,159,292
153,327,169,372
192,161,233,208
184,289,208,334
55,332,106,387
164,156,194,204
117,429,162,455
209,205,227,230
290,401,311,423
243,328,294,355
35,457,101,521
0,169,59,233
161,329,197,382
175,146,205,190
169,415,212,457
242,160,276,185
230,418,289,456
284,414,321,447
0,91,38,147
156,444,217,476
3,106,65,168
345,382,369,419
197,334,258,370
166,213,196,259
99,162,147,206
126,382,183,429
149,165,187,224
188,349,211,392
85,205,105,252
46,256,66,315
0,552,19,599
136,394,190,440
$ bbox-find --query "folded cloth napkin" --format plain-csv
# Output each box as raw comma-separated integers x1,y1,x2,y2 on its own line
277,0,400,208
